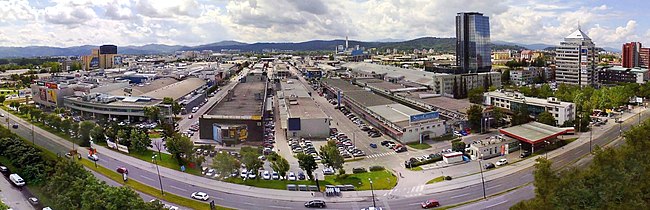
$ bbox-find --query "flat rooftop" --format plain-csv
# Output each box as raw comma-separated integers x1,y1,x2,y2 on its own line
142,77,206,100
342,62,438,85
287,98,328,118
344,90,394,107
207,79,266,116
486,91,574,108
499,122,574,145
130,78,178,96
321,78,360,93
367,103,421,127
397,92,472,114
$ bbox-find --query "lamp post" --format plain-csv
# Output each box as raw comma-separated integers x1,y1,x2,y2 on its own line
478,154,487,200
544,140,550,159
31,123,35,145
519,143,522,157
589,123,593,153
152,155,165,195
368,178,376,208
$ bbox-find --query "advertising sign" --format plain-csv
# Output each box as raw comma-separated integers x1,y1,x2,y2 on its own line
114,56,123,65
46,89,56,103
90,57,99,68
45,82,58,89
39,89,47,101
238,126,248,141
212,124,222,141
409,112,440,123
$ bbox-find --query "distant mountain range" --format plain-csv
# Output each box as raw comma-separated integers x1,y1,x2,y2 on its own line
0,37,619,58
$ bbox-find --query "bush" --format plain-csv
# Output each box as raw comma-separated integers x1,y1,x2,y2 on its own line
444,176,453,180
369,166,385,171
352,167,367,174
405,154,443,168
338,168,346,175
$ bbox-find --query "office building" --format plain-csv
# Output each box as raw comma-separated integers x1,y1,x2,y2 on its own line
640,48,650,69
456,12,492,73
623,42,642,68
484,91,575,126
555,28,597,86
598,66,649,84
81,45,121,70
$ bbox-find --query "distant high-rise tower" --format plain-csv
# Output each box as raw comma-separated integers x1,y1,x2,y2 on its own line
640,48,650,69
623,42,641,68
555,27,597,86
456,12,492,73
345,36,349,50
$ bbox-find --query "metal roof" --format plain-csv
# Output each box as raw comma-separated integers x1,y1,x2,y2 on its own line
498,122,574,145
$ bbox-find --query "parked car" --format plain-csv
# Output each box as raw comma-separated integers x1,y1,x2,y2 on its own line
322,167,335,175
272,172,280,180
9,174,25,187
520,150,531,158
369,143,377,148
262,171,271,180
28,197,39,205
11,124,18,129
240,169,248,179
288,172,297,181
190,192,209,201
421,199,440,208
496,159,508,166
484,163,496,169
304,200,326,208
247,171,257,179
298,172,306,180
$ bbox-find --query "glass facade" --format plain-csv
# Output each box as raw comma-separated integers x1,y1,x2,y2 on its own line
456,12,492,73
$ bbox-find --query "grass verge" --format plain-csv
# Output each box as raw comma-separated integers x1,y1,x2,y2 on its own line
224,177,323,190
406,142,432,150
425,176,445,184
409,166,423,171
130,150,202,176
79,159,230,210
324,170,397,190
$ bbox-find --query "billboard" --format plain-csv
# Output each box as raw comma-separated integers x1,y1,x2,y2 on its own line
288,118,301,131
47,89,56,103
114,56,123,65
212,124,222,141
409,112,440,123
90,57,99,68
39,88,47,101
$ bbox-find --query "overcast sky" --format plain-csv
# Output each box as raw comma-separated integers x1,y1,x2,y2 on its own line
0,0,648,48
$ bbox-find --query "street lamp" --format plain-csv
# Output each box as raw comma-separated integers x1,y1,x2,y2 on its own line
152,155,165,195
478,154,487,200
544,140,550,159
368,178,376,208
519,143,522,157
589,123,593,153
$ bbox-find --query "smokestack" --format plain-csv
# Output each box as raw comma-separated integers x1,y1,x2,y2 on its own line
345,36,349,50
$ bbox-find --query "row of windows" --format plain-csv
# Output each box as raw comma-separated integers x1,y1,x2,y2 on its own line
403,123,443,133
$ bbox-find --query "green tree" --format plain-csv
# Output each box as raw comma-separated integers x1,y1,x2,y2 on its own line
90,125,106,143
467,105,483,132
212,152,240,179
297,153,318,180
511,105,531,126
0,95,5,104
537,111,556,126
538,84,554,98
501,69,510,84
166,133,194,163
468,88,485,104
60,118,73,134
319,140,344,170
270,155,290,178
451,141,466,152
491,107,504,127
30,108,42,122
78,121,96,147
130,129,151,153
143,106,161,123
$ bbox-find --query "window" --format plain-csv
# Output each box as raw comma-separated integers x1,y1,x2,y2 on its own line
409,129,412,132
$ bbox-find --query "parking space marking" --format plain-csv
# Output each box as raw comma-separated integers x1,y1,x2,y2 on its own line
366,152,397,159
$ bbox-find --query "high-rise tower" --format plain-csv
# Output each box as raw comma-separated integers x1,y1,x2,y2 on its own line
555,28,597,86
456,12,492,73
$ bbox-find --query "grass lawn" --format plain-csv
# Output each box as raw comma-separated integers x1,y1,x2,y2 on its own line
426,176,446,184
224,177,322,190
409,166,423,171
324,170,397,190
406,142,432,150
130,150,202,176
79,159,230,210
148,132,162,139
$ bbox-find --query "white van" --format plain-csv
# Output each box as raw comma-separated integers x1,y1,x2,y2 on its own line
9,174,25,187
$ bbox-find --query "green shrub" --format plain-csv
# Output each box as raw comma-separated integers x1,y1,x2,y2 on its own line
444,176,453,180
369,166,385,171
338,168,346,175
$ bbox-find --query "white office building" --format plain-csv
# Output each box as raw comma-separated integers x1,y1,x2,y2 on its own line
484,91,575,126
555,28,597,86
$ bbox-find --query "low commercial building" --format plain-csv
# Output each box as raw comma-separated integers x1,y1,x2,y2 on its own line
31,81,75,108
498,122,574,154
598,66,649,85
466,135,518,160
278,79,330,139
321,78,446,143
199,70,269,144
483,91,575,126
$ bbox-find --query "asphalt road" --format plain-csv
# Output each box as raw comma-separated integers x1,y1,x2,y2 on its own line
1,96,645,209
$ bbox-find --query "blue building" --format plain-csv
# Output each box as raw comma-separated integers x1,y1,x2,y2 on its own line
456,12,492,73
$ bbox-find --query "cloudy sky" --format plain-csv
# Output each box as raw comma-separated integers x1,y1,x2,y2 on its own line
0,0,648,48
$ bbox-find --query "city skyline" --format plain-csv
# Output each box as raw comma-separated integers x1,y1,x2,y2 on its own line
0,0,648,49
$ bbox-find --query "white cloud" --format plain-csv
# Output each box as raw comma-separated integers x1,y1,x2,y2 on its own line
588,20,638,46
0,0,38,22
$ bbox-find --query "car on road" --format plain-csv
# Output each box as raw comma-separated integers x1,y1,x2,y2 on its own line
304,200,326,208
11,124,18,129
87,154,99,161
191,192,209,201
288,172,297,181
116,167,129,174
188,114,193,119
262,171,271,180
484,163,496,169
369,143,377,148
421,199,440,208
496,159,508,166
362,207,384,210
0,165,8,174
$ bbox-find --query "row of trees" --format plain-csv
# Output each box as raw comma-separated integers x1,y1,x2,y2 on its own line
0,128,164,210
513,119,650,209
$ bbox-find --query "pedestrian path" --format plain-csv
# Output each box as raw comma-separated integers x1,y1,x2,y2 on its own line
366,151,397,159
383,185,426,197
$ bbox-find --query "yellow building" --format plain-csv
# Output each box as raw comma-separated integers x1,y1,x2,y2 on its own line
82,45,120,70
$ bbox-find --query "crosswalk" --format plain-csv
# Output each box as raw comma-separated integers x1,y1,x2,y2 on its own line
366,151,397,159
383,185,426,197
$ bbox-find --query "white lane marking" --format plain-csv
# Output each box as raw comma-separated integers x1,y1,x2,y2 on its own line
450,193,470,199
168,185,188,192
139,175,155,181
269,206,292,209
483,200,509,209
486,184,502,191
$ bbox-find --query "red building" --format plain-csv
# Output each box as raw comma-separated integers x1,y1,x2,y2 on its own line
623,42,641,68
640,47,650,69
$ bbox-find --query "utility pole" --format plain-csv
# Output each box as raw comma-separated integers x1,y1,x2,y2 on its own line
589,123,592,153
369,178,376,208
152,155,165,195
478,158,487,200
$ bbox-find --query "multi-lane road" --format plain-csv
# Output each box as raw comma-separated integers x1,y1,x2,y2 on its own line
1,72,647,209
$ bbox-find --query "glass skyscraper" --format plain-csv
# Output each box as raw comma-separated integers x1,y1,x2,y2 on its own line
456,12,492,73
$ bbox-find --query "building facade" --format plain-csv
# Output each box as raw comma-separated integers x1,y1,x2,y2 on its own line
82,45,120,70
623,42,642,68
640,48,650,69
555,28,597,86
484,91,575,126
598,66,649,84
456,12,492,73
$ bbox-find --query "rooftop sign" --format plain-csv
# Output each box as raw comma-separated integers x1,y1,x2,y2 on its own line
409,111,439,123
